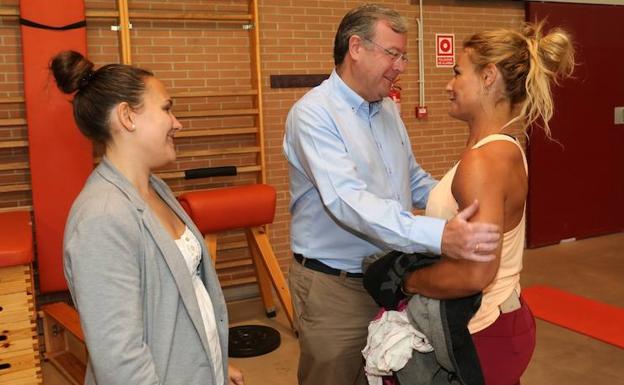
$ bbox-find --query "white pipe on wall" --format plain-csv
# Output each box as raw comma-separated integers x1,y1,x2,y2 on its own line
417,0,425,112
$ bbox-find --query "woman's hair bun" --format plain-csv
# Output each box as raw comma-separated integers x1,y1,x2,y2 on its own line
50,50,95,94
524,22,575,82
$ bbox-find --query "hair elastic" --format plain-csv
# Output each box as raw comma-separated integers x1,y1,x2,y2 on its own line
78,71,95,90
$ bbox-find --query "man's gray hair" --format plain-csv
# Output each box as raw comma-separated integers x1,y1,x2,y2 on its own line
333,4,408,66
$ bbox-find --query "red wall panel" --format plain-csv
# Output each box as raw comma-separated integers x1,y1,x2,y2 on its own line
526,3,624,247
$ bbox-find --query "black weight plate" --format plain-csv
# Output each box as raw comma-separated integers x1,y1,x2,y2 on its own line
228,324,281,358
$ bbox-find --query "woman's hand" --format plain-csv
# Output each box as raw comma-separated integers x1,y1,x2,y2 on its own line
228,364,244,385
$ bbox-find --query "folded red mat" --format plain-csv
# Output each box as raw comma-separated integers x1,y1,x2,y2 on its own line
523,285,624,349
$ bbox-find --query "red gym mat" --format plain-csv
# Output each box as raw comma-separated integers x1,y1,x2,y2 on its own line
20,0,93,293
523,285,624,349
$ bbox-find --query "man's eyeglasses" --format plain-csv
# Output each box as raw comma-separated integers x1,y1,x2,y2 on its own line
362,37,408,64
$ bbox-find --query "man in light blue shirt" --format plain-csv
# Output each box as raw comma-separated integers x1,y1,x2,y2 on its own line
283,4,500,385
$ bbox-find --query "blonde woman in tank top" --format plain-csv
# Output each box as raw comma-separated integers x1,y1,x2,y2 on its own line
402,22,575,385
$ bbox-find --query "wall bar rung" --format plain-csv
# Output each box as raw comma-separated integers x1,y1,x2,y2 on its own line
0,183,30,193
0,162,29,171
0,205,32,213
0,97,25,104
177,146,260,158
0,140,28,149
176,109,258,119
0,118,27,127
172,90,258,98
175,127,258,138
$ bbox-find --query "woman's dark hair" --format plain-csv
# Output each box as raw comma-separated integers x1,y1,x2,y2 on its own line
49,51,153,143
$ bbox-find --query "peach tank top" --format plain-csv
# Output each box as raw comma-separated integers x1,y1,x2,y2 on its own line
425,134,527,333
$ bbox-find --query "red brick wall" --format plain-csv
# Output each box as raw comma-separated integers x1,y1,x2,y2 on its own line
0,0,524,296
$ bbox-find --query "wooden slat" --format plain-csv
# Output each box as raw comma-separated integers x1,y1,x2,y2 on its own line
175,127,258,138
0,206,32,213
0,7,19,16
176,108,258,119
249,225,294,328
0,97,24,104
0,161,29,171
218,240,248,251
0,327,38,354
0,118,27,127
0,265,31,295
219,275,256,288
0,6,253,23
172,90,257,98
40,302,85,342
84,9,252,22
128,11,252,22
177,146,260,158
84,9,118,18
0,350,39,376
0,291,33,324
117,0,132,64
1,371,42,385
0,184,30,193
1,317,33,332
249,0,267,184
0,140,28,149
216,258,252,270
235,164,262,173
155,171,184,180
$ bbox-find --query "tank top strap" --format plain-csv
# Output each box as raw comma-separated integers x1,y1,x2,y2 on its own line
471,134,527,173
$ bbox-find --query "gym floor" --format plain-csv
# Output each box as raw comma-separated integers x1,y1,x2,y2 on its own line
43,232,624,385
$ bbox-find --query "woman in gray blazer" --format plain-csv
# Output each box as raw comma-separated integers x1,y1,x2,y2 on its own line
51,50,244,385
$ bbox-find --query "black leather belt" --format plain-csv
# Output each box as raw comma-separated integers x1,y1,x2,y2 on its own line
294,253,363,278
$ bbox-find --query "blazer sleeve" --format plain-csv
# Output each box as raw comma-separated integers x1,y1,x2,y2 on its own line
64,199,161,385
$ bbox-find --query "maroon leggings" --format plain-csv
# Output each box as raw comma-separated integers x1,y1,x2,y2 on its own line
471,297,536,385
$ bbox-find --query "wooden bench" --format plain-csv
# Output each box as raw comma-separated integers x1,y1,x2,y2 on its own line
39,302,86,385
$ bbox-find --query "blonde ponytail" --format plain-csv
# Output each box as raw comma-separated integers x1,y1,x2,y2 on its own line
464,21,575,138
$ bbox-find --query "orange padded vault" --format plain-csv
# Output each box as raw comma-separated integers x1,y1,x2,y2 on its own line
20,0,92,293
179,184,294,329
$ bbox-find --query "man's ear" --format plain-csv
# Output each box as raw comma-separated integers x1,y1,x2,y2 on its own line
115,102,135,132
348,34,365,61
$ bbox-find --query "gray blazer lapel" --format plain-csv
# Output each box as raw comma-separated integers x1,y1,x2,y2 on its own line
95,158,213,359
152,177,229,376
141,191,212,359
